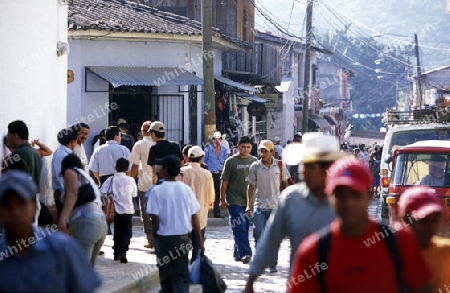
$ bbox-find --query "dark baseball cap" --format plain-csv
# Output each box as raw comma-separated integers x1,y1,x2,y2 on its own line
0,170,37,203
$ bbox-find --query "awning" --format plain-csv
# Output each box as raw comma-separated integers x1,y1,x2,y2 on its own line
215,76,256,93
323,114,337,126
309,115,332,131
87,66,203,87
275,78,292,93
237,93,268,103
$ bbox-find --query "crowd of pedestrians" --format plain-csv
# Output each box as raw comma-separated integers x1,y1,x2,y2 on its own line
1,118,450,292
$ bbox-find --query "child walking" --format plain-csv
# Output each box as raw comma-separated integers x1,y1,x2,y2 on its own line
100,158,137,263
147,155,204,293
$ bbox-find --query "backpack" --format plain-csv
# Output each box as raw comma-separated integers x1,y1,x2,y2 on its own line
317,223,407,293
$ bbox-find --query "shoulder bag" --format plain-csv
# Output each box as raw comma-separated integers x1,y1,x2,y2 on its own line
74,169,97,207
103,176,115,224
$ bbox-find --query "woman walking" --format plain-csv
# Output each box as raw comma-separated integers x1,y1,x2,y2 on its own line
58,154,107,266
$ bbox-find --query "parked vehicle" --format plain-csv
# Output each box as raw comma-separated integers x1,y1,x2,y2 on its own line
385,140,450,237
380,108,450,218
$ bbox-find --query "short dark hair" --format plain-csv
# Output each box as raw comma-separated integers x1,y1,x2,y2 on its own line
8,120,29,140
105,126,120,140
151,131,165,139
189,156,202,163
60,154,83,176
182,145,193,157
115,158,130,172
74,123,90,132
57,128,78,145
238,136,252,145
162,155,180,177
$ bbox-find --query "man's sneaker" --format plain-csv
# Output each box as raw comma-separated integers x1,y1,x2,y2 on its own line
144,243,153,249
147,248,156,255
120,255,128,263
241,255,251,264
268,266,278,273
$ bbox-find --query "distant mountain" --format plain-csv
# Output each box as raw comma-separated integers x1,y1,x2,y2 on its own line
256,0,450,70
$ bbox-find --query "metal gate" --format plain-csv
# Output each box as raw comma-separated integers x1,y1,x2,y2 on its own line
156,95,184,144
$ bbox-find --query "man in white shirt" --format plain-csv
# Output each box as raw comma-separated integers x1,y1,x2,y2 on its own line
72,123,90,172
221,133,231,156
130,121,155,251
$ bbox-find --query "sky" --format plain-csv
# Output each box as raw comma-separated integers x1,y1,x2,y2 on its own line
254,0,450,69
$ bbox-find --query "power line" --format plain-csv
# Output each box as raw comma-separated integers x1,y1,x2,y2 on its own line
318,2,411,67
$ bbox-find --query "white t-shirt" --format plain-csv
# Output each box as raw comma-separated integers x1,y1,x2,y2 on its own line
221,139,230,155
129,136,155,192
100,173,137,214
146,181,200,236
73,144,89,172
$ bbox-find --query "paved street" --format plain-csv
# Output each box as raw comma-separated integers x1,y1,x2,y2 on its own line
146,196,384,293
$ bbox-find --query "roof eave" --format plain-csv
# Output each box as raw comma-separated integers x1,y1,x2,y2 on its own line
68,29,247,51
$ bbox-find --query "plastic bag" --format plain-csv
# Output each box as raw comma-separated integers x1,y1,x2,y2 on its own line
189,251,227,293
190,251,201,284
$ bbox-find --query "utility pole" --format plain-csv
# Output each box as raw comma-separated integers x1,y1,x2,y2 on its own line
202,0,216,143
407,57,413,111
302,0,314,133
414,33,423,108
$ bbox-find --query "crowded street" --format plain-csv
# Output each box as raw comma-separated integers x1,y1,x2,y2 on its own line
2,0,450,292
92,197,384,293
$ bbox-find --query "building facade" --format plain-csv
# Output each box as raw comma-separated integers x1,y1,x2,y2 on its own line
0,1,68,204
68,0,246,157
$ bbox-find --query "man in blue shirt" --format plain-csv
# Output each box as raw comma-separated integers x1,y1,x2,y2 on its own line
204,131,228,218
0,170,101,292
51,127,78,219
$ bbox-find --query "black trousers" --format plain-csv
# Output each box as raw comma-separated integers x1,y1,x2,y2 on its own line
113,212,133,256
212,173,222,216
155,234,190,293
190,228,205,264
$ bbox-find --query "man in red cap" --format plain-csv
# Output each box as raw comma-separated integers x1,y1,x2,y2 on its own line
397,186,450,292
287,156,432,293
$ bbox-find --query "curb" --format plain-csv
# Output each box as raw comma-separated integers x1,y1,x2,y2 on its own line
99,268,160,293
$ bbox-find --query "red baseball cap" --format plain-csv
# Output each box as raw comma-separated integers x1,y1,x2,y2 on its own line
398,186,443,220
325,157,373,196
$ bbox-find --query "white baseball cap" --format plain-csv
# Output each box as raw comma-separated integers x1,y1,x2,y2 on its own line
188,146,205,158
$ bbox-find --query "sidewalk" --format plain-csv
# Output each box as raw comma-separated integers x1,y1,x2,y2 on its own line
96,215,230,293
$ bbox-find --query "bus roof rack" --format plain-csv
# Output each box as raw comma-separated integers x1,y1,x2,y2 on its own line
382,107,450,126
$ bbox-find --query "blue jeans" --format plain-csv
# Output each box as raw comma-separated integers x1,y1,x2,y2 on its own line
228,205,252,260
253,207,277,267
70,214,107,267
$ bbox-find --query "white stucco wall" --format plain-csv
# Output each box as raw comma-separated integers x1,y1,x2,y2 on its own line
68,39,224,157
0,1,68,204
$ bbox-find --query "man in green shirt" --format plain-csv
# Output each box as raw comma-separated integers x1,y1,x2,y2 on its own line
220,136,257,264
4,120,41,189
